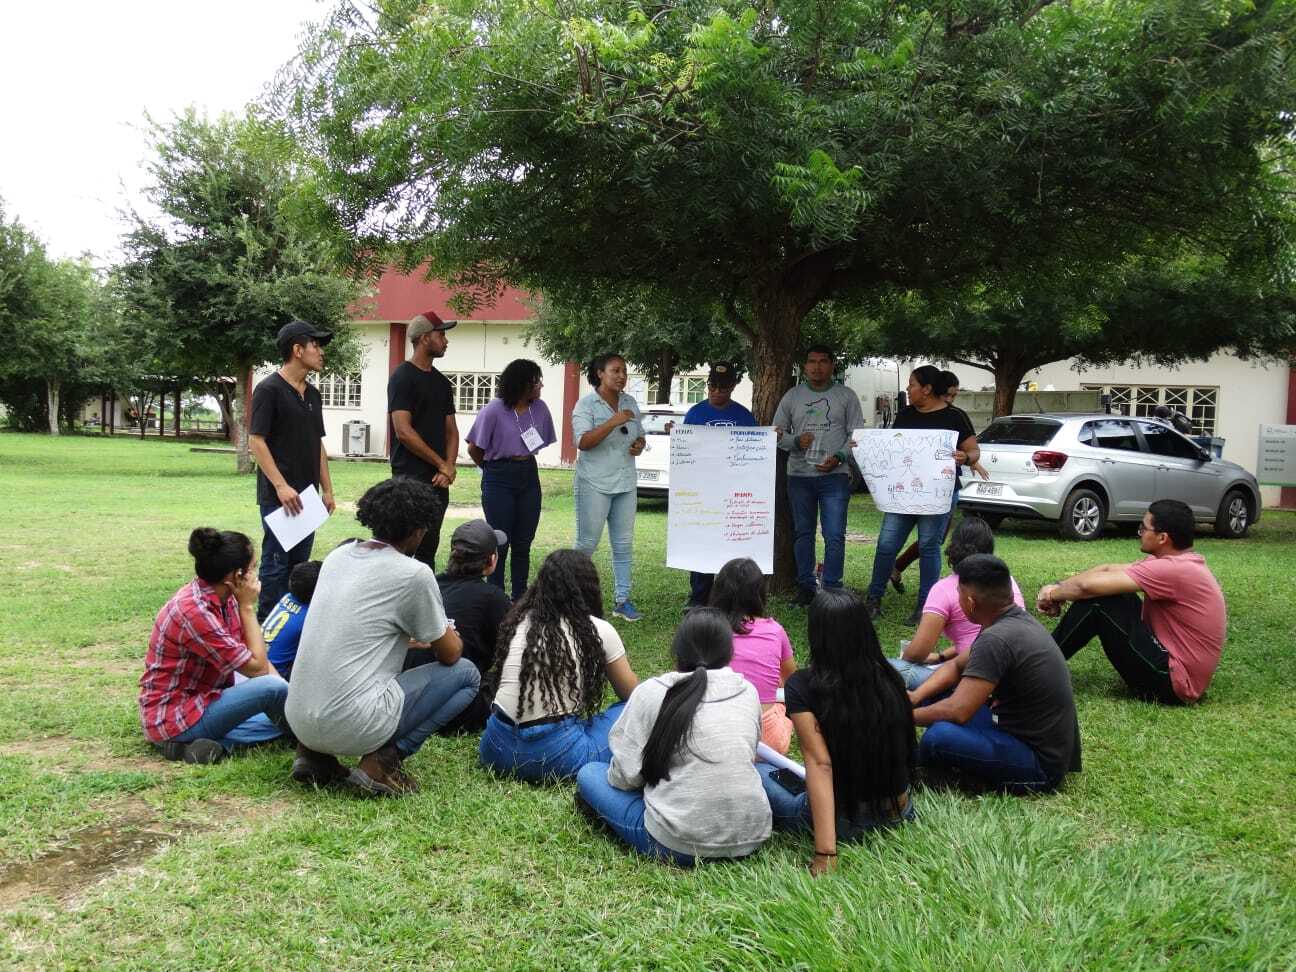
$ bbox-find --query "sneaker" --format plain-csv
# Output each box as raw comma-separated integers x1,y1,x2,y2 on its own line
904,606,923,627
792,586,816,607
291,744,352,788
864,596,882,620
613,601,643,622
356,744,414,796
155,738,225,765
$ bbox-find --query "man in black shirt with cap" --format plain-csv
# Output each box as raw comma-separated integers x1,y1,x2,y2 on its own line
249,320,337,620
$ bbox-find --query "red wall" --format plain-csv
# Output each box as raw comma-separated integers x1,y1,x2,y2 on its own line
1284,362,1296,509
365,268,533,323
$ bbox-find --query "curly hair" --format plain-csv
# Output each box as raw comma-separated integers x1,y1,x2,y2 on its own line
490,549,607,718
355,478,439,544
497,358,543,408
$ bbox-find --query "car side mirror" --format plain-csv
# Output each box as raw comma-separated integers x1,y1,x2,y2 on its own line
1196,447,1212,462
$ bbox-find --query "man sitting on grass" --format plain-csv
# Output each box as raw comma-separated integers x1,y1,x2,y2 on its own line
260,560,321,682
909,554,1081,794
285,477,481,795
1037,499,1226,705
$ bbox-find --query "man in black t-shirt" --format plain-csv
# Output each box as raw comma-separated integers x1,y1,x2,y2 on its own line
388,309,460,568
909,554,1081,794
249,320,337,621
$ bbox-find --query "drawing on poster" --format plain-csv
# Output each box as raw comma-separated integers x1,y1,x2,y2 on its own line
667,426,776,574
850,428,958,515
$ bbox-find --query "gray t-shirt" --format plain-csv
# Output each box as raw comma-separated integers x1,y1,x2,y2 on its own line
964,605,1082,780
285,541,449,756
772,382,866,477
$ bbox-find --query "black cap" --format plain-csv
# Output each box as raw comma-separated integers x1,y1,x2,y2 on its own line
707,362,741,387
450,519,507,557
276,320,333,357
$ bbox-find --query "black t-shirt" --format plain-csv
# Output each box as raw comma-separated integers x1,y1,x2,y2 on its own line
388,361,456,479
249,373,326,506
784,668,915,814
894,403,977,487
963,605,1082,780
407,574,511,674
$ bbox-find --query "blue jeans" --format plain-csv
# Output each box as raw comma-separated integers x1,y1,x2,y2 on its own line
478,702,627,782
786,473,852,592
172,675,289,752
889,658,938,690
756,762,916,839
389,659,481,758
867,492,957,609
257,500,316,622
574,479,635,604
576,762,696,866
919,705,1055,793
481,458,543,599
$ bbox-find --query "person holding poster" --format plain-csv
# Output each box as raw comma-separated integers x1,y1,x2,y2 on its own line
681,362,757,607
865,366,978,624
571,353,646,621
773,346,865,606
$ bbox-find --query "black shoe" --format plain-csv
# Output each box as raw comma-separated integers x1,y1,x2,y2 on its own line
792,586,817,607
864,596,882,620
291,743,352,787
889,568,906,594
904,606,923,627
156,738,225,765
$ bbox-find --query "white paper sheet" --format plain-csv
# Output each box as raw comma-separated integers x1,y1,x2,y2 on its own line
851,427,958,515
756,742,806,779
262,484,330,552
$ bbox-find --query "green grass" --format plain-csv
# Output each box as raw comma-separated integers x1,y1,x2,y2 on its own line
0,431,1293,969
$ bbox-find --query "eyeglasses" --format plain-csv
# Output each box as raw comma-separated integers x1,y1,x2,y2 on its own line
1136,523,1163,536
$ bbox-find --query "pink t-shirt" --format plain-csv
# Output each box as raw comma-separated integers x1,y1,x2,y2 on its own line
922,573,1025,653
1125,552,1226,702
730,617,794,704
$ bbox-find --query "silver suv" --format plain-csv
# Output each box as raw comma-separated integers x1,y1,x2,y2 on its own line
957,413,1261,540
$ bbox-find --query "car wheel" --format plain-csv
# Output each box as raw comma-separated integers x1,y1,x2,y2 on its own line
1214,489,1251,539
1058,488,1106,541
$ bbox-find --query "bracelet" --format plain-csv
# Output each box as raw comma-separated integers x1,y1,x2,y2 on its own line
813,850,837,857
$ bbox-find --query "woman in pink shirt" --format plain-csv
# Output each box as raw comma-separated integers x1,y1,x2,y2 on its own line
709,558,798,753
889,518,1024,689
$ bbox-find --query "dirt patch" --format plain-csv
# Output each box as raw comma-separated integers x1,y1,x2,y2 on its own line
445,505,485,521
0,736,181,775
845,532,875,544
65,653,141,676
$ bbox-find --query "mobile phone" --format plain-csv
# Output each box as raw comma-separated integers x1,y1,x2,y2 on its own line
770,768,806,796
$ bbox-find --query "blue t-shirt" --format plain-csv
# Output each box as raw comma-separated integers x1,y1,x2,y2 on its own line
683,400,758,427
262,592,308,667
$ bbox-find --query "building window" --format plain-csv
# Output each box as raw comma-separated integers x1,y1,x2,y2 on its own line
446,372,497,413
1081,384,1218,436
628,373,709,405
319,373,362,408
680,376,708,404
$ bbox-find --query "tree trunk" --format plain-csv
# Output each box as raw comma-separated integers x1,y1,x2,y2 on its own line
174,389,181,436
992,364,1031,417
46,380,61,436
655,349,676,405
233,364,255,474
214,382,235,440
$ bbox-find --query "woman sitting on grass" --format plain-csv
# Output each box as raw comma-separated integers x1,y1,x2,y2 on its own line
576,608,771,866
889,517,1024,690
139,528,288,765
758,588,916,875
479,549,639,781
708,557,797,753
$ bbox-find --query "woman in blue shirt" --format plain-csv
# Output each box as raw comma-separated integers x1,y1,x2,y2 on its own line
570,353,645,621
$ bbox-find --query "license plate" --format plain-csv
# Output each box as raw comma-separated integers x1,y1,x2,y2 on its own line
979,483,1003,497
638,470,660,482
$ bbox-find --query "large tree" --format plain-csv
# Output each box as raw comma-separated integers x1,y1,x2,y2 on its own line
281,0,1294,583
118,110,367,472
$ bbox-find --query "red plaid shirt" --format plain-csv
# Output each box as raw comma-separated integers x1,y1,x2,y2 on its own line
139,579,252,742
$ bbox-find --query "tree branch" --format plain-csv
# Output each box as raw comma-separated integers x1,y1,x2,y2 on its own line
723,292,756,345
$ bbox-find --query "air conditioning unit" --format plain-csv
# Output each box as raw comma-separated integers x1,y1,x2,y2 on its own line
342,420,370,456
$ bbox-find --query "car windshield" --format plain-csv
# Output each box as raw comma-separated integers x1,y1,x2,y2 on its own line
978,418,1062,446
641,413,683,434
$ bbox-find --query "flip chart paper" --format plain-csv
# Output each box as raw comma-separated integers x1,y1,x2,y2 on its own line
263,484,330,552
666,426,776,574
756,742,806,779
851,428,958,515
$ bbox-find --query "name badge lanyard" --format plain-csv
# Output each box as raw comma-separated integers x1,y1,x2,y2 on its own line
516,406,544,453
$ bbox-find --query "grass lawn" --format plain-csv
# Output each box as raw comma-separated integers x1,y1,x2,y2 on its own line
0,431,1293,969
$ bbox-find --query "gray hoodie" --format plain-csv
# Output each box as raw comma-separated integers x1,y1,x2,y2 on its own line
773,381,866,477
607,667,772,859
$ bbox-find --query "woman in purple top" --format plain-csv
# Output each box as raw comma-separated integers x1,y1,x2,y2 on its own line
467,359,557,598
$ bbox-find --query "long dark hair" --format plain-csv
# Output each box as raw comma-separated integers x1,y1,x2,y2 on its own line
498,358,543,408
188,528,253,583
640,608,734,787
708,557,767,634
946,516,995,568
806,588,915,816
490,549,607,717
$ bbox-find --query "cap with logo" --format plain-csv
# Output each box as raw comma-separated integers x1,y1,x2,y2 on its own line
450,519,507,557
276,320,333,357
707,362,741,387
409,309,459,342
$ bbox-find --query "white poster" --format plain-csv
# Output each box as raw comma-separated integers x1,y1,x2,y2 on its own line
851,428,958,515
667,426,776,574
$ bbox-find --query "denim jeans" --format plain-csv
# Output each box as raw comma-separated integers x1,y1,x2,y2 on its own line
388,659,481,758
889,657,938,690
481,458,543,599
687,571,714,608
576,762,696,866
478,701,626,782
172,675,289,752
786,473,852,592
756,762,916,839
257,501,317,622
866,492,957,609
919,705,1054,793
1051,593,1179,704
410,483,449,571
574,478,636,604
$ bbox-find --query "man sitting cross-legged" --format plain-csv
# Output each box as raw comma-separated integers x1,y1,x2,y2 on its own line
1037,499,1226,705
285,477,481,795
910,554,1081,794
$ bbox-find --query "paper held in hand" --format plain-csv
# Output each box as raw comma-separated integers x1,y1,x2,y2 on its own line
850,428,958,516
263,484,330,551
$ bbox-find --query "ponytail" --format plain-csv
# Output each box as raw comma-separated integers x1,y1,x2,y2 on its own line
640,666,709,787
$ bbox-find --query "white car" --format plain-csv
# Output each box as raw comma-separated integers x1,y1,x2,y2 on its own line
635,405,689,499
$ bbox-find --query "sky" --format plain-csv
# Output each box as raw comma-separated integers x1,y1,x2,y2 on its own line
0,0,330,264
